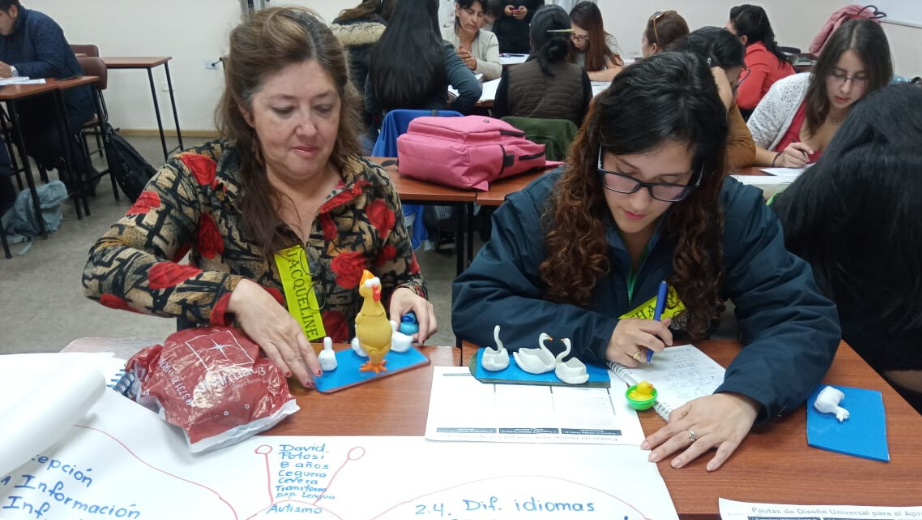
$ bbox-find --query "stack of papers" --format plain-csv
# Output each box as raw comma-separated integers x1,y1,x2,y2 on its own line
0,77,46,86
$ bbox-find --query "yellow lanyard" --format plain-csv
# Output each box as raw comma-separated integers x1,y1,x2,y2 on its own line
620,284,685,320
275,245,326,341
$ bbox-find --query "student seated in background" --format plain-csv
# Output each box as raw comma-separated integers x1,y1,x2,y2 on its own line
453,52,839,471
568,1,623,82
492,5,592,126
666,27,756,171
747,19,891,168
83,8,436,389
441,0,502,80
331,0,398,142
640,10,688,58
365,0,481,126
0,0,95,186
482,0,504,31
772,84,922,415
492,0,544,53
725,4,795,119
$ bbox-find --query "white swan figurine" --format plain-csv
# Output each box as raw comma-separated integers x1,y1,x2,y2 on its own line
351,336,368,357
814,386,849,422
318,337,338,371
554,338,588,384
481,325,510,371
390,320,414,353
513,332,556,374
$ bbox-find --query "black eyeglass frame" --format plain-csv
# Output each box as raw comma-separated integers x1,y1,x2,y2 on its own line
596,149,703,202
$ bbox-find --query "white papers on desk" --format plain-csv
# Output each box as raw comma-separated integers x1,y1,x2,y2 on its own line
591,81,610,96
0,77,46,85
759,165,810,178
499,53,528,65
731,175,796,186
424,367,645,444
719,499,922,520
449,77,501,103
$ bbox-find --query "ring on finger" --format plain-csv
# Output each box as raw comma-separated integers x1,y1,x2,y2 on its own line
631,350,644,362
688,429,698,443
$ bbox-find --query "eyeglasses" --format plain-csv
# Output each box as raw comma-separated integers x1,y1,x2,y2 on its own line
649,10,676,46
828,70,868,86
571,33,590,43
732,64,751,93
597,149,702,202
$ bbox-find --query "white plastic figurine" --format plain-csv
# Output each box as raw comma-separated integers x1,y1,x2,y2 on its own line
351,336,368,357
318,337,337,371
512,332,556,374
390,320,414,353
554,338,589,384
814,385,850,422
481,325,510,371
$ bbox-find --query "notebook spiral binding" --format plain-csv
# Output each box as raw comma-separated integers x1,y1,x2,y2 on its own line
108,369,136,398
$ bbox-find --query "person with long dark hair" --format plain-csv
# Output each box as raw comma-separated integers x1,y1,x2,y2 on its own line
492,0,544,53
641,10,688,57
726,4,795,116
492,5,592,126
365,0,481,123
453,52,839,471
747,19,892,168
332,0,398,123
666,27,756,170
569,1,623,82
772,84,922,414
441,0,502,80
84,8,437,388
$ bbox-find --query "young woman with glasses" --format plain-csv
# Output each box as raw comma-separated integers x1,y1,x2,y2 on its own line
725,4,795,117
771,84,922,415
747,19,892,168
641,10,688,57
666,26,756,170
568,1,623,82
453,52,839,471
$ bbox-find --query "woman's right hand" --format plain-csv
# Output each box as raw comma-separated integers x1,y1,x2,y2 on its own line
606,318,673,367
503,4,515,16
227,279,322,387
776,142,813,168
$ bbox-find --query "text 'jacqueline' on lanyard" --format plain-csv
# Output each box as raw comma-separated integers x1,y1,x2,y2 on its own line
275,245,326,341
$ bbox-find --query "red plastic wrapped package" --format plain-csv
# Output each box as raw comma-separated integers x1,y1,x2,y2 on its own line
126,326,299,453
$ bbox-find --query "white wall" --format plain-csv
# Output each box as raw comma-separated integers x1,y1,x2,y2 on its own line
29,0,240,132
25,0,914,133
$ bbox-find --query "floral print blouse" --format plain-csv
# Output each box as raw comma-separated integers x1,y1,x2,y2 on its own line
82,140,427,342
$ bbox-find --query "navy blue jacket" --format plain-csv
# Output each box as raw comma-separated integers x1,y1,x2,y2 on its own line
452,170,841,421
0,8,94,131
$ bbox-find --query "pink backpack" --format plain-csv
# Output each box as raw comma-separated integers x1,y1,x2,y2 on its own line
396,116,563,190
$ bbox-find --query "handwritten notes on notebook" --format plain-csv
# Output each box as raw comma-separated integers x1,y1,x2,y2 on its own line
607,344,726,420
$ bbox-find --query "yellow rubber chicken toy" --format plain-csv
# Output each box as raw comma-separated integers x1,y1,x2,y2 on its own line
628,381,656,401
355,270,392,374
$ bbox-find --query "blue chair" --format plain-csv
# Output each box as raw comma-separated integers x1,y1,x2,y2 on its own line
372,109,462,250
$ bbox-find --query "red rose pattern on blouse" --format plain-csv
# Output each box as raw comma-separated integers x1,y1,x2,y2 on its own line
127,190,161,216
83,142,427,338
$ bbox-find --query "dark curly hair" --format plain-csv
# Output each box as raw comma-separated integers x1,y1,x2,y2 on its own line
538,52,728,339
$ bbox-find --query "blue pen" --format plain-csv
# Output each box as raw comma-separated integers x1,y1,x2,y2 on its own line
648,280,668,362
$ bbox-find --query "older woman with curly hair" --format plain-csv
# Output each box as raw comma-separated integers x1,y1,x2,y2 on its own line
452,52,839,471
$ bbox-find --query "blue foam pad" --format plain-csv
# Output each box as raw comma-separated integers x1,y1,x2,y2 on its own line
806,385,889,462
314,347,429,393
471,348,610,387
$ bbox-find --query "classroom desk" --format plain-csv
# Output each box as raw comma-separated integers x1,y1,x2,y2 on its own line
267,339,922,518
475,168,550,206
0,81,65,240
102,57,183,161
369,157,477,277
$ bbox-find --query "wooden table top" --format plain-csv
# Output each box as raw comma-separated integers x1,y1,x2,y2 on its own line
734,166,768,176
368,157,477,203
47,76,99,90
0,81,58,100
475,168,551,206
272,340,922,518
101,56,172,68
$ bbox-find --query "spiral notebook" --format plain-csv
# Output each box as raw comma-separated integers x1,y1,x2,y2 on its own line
606,344,726,420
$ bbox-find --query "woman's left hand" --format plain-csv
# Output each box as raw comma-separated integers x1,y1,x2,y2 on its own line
710,66,734,111
513,5,527,19
458,48,477,70
389,287,437,344
641,393,760,471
